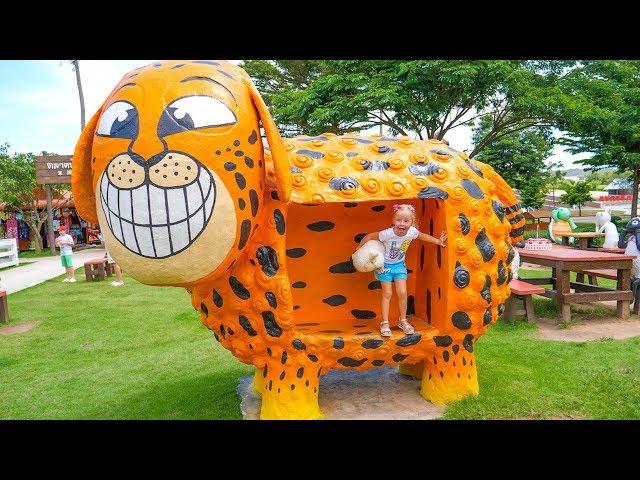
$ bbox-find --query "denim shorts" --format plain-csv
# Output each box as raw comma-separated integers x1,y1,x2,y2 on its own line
375,261,408,282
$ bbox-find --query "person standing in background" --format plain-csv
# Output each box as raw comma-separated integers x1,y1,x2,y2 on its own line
55,225,76,282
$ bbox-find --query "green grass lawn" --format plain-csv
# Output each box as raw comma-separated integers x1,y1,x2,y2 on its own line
1,268,638,419
0,269,250,419
18,250,55,259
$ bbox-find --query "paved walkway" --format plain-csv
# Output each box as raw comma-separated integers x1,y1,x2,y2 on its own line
238,366,445,420
0,248,105,294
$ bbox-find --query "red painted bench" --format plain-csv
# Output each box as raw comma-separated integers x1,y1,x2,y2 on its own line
598,247,626,254
83,258,113,281
504,279,546,323
0,290,8,324
576,268,617,286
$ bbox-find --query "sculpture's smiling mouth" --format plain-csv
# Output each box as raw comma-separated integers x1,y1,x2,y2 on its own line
98,167,215,259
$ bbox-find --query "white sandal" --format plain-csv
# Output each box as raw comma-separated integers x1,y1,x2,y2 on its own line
380,320,392,337
398,318,415,335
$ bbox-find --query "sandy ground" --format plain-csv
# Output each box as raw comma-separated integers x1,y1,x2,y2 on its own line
533,310,640,341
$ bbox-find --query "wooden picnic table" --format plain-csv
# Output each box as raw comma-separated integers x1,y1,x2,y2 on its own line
554,231,605,249
516,245,634,323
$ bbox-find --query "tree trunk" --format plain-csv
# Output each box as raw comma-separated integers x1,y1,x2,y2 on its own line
32,231,43,253
73,60,86,131
632,163,639,218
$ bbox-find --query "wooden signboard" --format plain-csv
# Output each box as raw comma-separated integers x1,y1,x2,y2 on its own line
35,155,73,185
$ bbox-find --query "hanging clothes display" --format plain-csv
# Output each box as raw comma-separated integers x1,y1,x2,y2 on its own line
18,219,29,239
5,214,18,240
61,210,72,232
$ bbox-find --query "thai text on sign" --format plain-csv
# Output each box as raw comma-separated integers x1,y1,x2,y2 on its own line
35,155,73,184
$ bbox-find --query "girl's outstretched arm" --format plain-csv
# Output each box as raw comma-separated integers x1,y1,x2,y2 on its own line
358,232,381,248
417,231,447,247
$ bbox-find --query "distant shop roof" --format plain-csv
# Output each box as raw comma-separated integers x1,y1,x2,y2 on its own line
0,190,74,212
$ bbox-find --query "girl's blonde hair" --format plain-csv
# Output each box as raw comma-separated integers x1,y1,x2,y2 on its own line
392,204,417,227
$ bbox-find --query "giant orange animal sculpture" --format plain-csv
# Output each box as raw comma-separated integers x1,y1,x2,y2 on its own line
72,60,525,419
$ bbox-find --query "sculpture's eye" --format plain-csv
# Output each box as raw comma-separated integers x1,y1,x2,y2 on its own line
157,96,237,137
97,101,139,139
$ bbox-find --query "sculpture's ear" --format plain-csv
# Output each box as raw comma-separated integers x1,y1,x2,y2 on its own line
71,103,106,224
244,76,291,203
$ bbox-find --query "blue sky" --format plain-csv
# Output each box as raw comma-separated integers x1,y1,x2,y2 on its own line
0,60,590,169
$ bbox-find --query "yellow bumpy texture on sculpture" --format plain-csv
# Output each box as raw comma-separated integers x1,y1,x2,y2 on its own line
71,60,525,419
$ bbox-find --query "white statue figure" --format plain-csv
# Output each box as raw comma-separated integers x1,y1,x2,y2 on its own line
618,217,640,304
595,210,620,249
351,240,385,273
511,248,520,280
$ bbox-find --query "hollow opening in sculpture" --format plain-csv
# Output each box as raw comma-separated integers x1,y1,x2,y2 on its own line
285,198,448,340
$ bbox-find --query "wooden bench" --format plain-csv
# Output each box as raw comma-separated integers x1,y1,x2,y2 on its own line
575,268,617,286
598,247,626,254
504,279,546,323
0,290,8,324
84,258,113,281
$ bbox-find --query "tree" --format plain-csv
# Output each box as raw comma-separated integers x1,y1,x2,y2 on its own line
241,60,574,155
0,145,70,253
71,60,86,130
472,121,554,209
547,168,566,206
557,61,640,215
240,61,326,136
519,176,549,210
559,179,594,216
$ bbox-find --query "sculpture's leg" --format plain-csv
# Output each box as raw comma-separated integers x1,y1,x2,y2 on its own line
252,366,263,394
420,352,479,405
258,361,323,420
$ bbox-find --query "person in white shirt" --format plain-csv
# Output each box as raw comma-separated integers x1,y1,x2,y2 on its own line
55,226,76,282
358,204,447,337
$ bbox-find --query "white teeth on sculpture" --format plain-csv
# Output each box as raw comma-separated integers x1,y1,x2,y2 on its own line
110,211,123,242
152,226,171,257
121,221,139,254
134,225,155,257
119,189,132,222
166,188,187,223
149,184,167,225
185,182,203,215
132,187,150,224
188,206,205,240
199,168,211,198
108,184,119,215
99,167,214,258
169,221,190,252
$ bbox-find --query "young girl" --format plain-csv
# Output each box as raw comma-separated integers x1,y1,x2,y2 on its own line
358,204,447,337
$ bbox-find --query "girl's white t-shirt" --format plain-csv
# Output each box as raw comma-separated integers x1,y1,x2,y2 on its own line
57,234,74,256
378,226,419,264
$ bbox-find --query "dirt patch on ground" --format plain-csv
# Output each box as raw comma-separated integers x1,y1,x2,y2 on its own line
0,322,39,335
533,314,640,342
